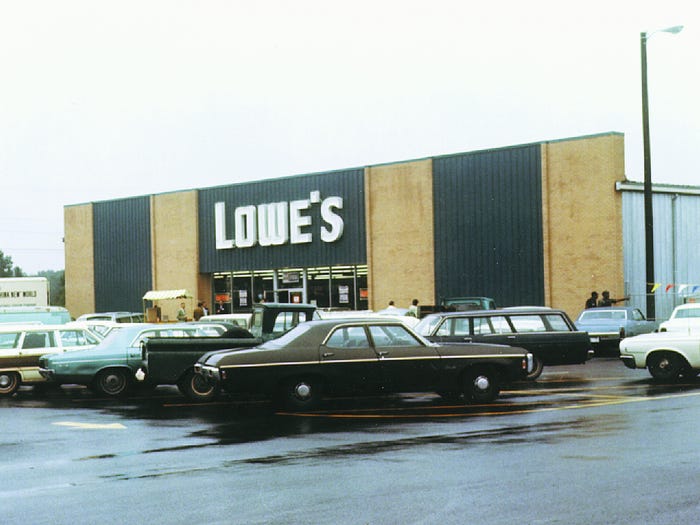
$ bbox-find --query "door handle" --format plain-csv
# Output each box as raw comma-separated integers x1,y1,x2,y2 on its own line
322,352,335,358
377,351,389,358
462,337,473,342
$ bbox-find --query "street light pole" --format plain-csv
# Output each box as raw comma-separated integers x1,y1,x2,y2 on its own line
640,25,683,321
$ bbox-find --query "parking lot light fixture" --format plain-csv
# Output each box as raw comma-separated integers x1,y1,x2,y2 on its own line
640,24,683,320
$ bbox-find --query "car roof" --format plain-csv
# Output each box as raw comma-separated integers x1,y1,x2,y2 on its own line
0,324,90,332
426,307,565,318
673,303,700,311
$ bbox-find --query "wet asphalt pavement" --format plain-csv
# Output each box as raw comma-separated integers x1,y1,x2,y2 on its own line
3,357,700,525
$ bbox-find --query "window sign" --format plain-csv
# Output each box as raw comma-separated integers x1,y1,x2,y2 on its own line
339,285,349,304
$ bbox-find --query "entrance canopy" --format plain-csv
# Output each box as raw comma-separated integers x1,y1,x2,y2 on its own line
142,289,192,301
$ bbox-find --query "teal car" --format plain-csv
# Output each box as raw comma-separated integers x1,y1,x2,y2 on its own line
38,323,227,396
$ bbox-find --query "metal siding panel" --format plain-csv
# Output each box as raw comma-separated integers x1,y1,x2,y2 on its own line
623,190,700,319
198,169,365,272
433,145,544,306
93,198,152,312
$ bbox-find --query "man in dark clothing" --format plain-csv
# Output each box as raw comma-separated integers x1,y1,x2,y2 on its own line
585,291,599,309
598,290,629,307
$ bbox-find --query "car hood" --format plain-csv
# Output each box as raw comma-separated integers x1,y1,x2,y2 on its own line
620,330,696,349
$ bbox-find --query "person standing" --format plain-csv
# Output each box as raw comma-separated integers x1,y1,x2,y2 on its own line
193,302,204,321
598,291,629,307
407,298,419,317
585,291,599,309
176,302,187,322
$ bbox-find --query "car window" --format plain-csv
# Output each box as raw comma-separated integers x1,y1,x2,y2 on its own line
435,317,470,336
544,314,571,332
326,326,370,348
582,311,611,320
509,315,546,333
273,312,305,333
22,331,56,349
369,325,422,347
259,323,313,350
0,332,20,349
58,329,99,347
414,315,442,336
194,325,226,336
676,308,700,319
473,316,513,335
632,309,645,321
132,330,159,346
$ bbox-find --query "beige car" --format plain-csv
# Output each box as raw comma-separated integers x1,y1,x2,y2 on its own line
0,324,101,396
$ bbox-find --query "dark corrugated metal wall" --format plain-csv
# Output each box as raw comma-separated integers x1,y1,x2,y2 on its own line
93,197,152,312
432,145,544,307
198,169,366,273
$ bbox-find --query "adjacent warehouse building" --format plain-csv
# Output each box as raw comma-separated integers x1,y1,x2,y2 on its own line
65,131,694,321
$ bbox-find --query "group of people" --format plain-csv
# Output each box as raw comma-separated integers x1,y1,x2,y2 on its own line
585,290,629,309
177,301,210,322
386,299,420,317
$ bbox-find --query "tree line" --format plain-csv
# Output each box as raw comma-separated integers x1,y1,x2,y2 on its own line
0,249,65,306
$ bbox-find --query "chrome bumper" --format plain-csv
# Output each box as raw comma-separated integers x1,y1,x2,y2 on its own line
195,363,221,382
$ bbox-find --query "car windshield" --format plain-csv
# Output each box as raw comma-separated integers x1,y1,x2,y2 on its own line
580,310,626,320
258,323,314,350
414,315,442,336
674,308,700,319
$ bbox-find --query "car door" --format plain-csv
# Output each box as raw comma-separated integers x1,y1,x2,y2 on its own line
19,330,58,366
628,309,649,336
367,324,441,392
319,325,383,394
465,315,518,347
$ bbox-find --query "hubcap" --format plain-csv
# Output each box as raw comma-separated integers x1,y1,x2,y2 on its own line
104,374,123,391
294,382,312,399
0,375,10,388
474,375,491,391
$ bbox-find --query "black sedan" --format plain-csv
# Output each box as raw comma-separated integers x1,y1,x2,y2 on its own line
195,318,533,410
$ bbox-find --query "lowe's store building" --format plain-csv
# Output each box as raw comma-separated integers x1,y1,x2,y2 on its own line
64,132,700,322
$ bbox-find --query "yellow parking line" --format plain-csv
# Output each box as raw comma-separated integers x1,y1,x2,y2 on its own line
277,390,700,419
53,421,126,429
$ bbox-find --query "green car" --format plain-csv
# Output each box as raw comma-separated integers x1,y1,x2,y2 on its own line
38,323,227,396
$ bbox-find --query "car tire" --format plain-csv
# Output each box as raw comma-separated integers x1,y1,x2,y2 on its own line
93,368,132,397
177,369,220,402
0,371,20,397
464,367,500,404
526,356,544,381
277,377,323,411
647,352,685,381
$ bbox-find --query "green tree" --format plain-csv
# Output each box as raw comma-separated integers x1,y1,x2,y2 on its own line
0,249,24,277
38,270,65,306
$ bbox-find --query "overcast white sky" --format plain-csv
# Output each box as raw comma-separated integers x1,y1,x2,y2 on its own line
1,0,697,274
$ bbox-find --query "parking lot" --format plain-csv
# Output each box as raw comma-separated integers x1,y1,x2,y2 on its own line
4,357,700,524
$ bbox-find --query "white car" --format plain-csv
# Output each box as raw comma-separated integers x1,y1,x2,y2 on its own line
619,331,700,381
659,303,700,334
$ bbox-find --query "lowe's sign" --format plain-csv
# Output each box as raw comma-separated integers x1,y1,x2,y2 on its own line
215,190,344,250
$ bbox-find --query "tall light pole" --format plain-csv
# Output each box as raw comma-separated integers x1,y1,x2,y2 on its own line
640,24,683,320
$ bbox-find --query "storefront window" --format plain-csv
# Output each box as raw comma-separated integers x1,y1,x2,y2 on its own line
212,265,368,310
